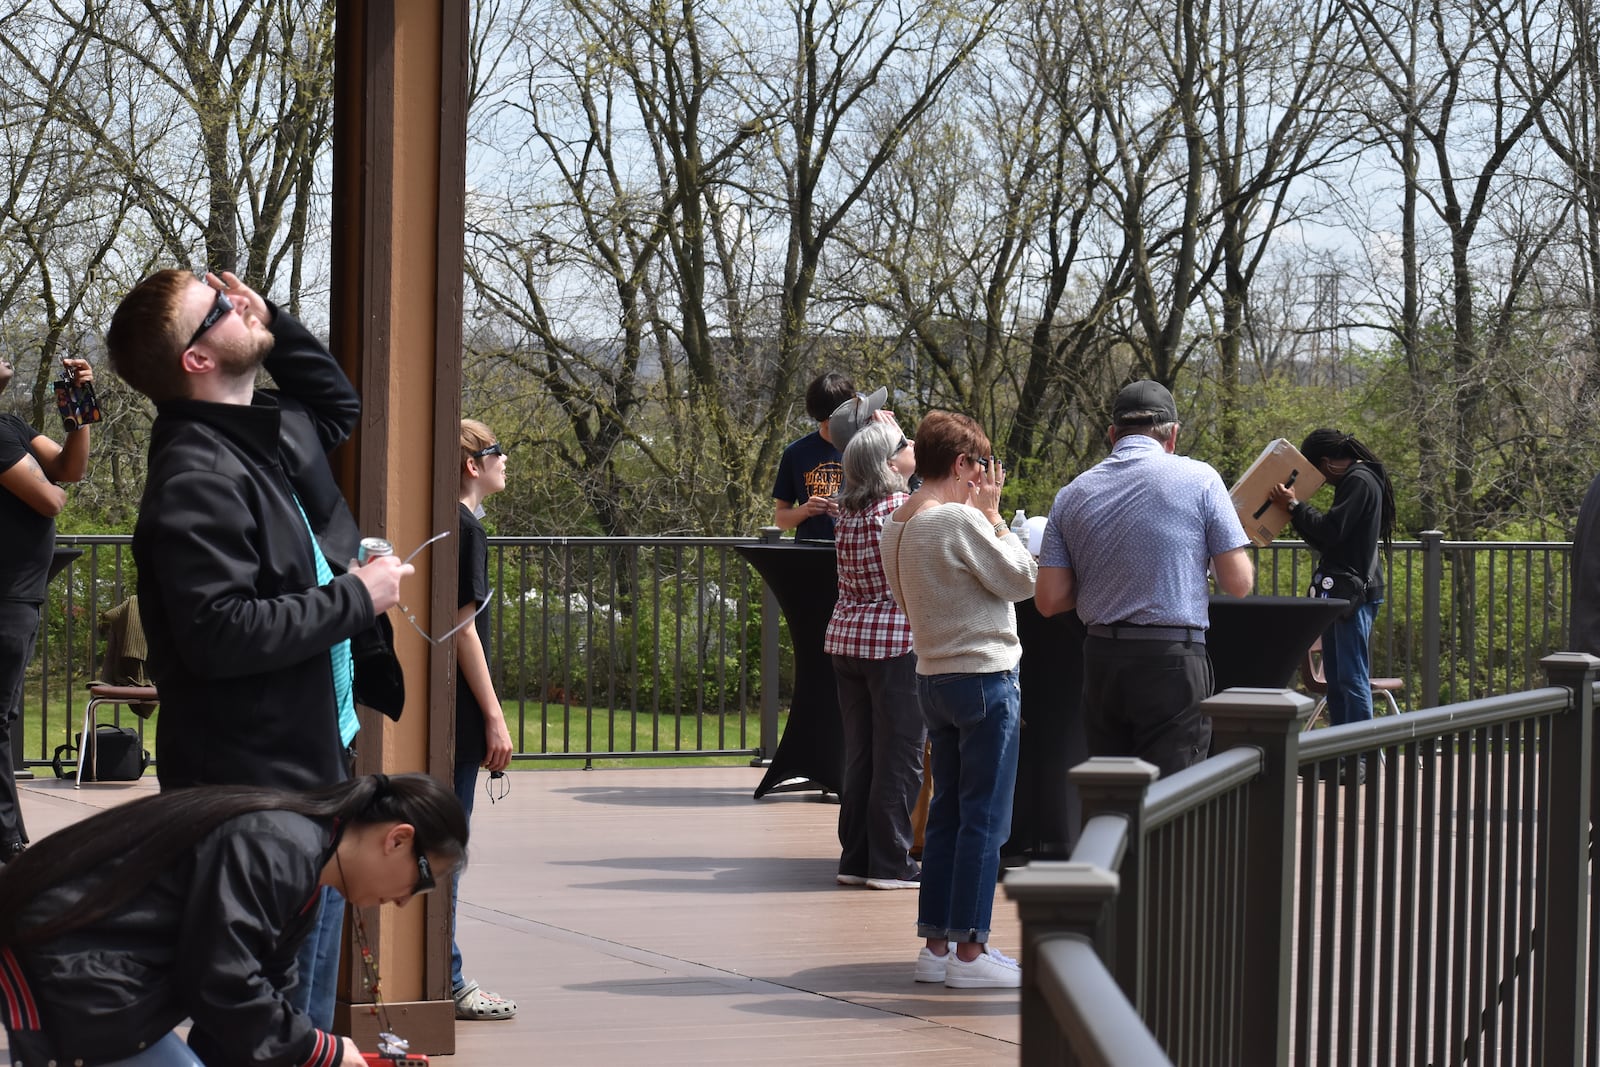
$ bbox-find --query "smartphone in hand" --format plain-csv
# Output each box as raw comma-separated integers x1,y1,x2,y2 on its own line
53,369,102,432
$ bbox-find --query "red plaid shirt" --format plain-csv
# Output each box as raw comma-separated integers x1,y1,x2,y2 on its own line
824,493,914,659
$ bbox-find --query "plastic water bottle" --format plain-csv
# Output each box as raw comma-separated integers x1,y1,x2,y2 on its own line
1010,509,1027,536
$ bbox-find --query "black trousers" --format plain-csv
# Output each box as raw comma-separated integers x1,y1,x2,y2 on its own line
0,600,41,847
1082,636,1213,779
832,651,925,880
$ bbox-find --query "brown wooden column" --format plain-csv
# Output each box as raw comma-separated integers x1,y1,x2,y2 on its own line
329,0,467,1054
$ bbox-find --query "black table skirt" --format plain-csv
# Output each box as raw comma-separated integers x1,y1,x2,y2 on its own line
735,543,844,798
735,542,1086,850
1005,599,1086,859
49,547,82,582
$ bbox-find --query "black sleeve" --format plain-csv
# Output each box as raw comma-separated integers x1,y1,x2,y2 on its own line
0,415,34,474
176,826,345,1067
772,442,800,504
458,516,489,611
260,307,361,455
1289,469,1379,556
1571,475,1600,656
138,470,375,678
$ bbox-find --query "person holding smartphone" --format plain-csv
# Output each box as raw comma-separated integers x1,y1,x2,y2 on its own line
772,372,856,540
0,354,94,863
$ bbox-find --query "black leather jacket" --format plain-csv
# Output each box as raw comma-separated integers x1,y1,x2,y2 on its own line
0,811,344,1066
134,308,389,790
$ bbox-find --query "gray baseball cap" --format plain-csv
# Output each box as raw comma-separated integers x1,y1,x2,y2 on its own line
827,386,888,451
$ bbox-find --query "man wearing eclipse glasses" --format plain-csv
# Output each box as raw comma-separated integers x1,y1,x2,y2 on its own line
105,269,412,1029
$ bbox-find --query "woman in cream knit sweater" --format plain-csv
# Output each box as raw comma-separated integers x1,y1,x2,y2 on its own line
879,410,1038,989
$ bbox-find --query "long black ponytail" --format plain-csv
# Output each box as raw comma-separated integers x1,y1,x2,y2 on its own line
1300,428,1397,546
0,772,467,947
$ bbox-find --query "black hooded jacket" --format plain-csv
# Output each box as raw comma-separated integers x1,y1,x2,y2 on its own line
1287,462,1386,601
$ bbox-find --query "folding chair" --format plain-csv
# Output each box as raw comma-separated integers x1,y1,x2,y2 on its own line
1299,636,1403,730
77,596,158,787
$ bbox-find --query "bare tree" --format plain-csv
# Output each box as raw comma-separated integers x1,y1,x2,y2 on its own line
737,0,1007,493
42,0,337,303
465,0,769,533
1345,0,1578,534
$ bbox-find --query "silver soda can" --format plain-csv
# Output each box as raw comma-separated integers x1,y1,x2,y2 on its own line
358,537,394,564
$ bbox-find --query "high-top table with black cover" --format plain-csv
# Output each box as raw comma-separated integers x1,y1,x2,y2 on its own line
1002,593,1348,858
735,542,844,798
1205,594,1351,691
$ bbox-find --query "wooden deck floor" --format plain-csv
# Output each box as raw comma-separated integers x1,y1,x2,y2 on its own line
10,767,1019,1066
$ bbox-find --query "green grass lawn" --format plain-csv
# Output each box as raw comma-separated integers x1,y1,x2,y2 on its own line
501,701,786,769
13,693,786,775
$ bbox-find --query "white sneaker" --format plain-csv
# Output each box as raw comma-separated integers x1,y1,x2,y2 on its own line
914,944,954,983
836,873,867,886
866,875,920,890
944,947,1021,988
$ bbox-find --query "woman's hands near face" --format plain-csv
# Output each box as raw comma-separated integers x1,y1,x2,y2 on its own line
964,456,1004,524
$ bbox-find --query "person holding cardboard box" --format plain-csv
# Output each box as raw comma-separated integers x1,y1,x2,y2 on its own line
1268,430,1397,744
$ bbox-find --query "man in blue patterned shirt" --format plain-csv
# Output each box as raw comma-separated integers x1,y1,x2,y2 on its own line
1035,380,1253,776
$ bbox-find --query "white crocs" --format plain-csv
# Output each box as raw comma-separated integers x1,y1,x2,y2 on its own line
454,980,518,1020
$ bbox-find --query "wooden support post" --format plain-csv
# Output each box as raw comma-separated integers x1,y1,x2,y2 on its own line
329,0,467,1053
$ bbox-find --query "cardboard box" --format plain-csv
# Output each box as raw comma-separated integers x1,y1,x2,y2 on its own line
1229,439,1325,547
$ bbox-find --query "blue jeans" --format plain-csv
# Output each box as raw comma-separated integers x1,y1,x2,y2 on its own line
1322,600,1380,726
450,758,479,992
289,885,345,1029
915,668,1021,944
100,1031,206,1066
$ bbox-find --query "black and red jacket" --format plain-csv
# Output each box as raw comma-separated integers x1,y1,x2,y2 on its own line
0,810,344,1066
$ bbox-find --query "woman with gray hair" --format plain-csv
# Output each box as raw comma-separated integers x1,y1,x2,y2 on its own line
824,420,925,890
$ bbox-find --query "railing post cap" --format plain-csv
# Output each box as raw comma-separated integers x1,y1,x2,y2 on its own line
1003,862,1120,903
1202,686,1314,720
1542,652,1600,685
1542,652,1600,670
1069,756,1160,788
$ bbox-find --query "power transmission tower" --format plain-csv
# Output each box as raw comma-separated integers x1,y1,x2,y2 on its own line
1309,271,1343,387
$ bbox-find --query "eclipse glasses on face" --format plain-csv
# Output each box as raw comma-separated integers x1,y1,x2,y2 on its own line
187,289,233,348
412,850,436,896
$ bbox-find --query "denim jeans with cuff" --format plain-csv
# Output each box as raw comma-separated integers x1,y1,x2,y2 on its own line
914,667,1021,944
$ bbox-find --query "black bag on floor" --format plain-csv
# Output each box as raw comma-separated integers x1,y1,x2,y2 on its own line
51,724,151,782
